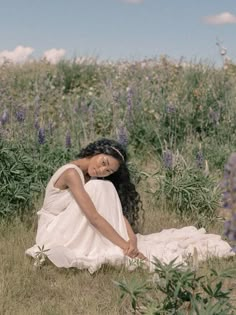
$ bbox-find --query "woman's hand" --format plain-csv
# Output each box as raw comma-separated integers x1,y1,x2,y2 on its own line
123,238,147,260
124,238,139,258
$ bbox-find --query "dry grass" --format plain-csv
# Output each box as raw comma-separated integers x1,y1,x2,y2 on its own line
0,190,236,315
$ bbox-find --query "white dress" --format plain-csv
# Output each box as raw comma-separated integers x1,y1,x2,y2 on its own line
26,164,235,273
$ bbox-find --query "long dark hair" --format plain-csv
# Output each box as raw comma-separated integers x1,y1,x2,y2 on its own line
77,138,143,232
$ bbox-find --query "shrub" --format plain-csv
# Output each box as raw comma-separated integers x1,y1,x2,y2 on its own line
149,151,221,227
0,140,77,218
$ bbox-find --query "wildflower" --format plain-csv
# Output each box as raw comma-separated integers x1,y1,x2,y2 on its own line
127,88,134,121
34,245,50,268
166,103,176,114
65,131,72,148
1,110,9,125
117,124,128,147
38,127,45,145
16,109,25,122
88,104,95,138
222,153,236,249
196,144,204,169
34,95,40,116
163,149,173,169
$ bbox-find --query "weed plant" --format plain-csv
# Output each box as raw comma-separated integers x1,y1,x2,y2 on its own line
114,258,236,314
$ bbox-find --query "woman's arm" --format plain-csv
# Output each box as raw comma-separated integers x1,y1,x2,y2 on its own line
123,216,146,260
123,216,137,242
63,169,129,252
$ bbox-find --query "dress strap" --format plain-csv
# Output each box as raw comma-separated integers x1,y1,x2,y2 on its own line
49,163,85,189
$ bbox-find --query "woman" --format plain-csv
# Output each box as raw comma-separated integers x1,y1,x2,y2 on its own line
26,138,234,273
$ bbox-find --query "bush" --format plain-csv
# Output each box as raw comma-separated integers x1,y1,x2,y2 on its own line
148,151,221,226
0,140,77,218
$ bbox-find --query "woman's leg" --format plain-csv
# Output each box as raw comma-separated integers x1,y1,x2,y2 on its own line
84,179,128,238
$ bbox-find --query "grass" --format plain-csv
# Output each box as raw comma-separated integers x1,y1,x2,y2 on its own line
1,190,235,315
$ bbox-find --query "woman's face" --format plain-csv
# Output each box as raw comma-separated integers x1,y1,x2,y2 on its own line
87,154,120,178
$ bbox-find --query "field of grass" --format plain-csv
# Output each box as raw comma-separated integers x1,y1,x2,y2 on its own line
1,201,235,315
1,57,236,314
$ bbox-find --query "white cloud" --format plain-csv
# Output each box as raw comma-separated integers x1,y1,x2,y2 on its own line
0,45,34,64
42,48,66,64
121,0,144,4
204,12,236,25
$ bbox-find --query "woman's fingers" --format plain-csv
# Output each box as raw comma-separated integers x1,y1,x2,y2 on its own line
126,248,145,259
122,241,146,259
127,247,139,258
137,252,147,260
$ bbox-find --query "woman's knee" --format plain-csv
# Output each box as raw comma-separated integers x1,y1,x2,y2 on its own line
85,179,114,189
84,180,118,207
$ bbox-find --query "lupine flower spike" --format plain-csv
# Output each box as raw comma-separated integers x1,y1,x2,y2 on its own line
38,127,46,145
65,131,72,148
1,110,9,125
222,153,236,252
163,149,173,169
196,143,204,169
117,124,128,147
16,109,25,123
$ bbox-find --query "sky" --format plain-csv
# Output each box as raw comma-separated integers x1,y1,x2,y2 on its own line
0,0,235,66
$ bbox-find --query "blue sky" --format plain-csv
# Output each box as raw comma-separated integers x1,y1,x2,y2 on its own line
0,0,235,65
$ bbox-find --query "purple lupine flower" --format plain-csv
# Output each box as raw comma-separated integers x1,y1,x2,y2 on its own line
65,131,72,148
16,109,25,122
88,104,94,137
1,110,9,125
166,103,176,114
34,95,40,115
127,88,133,109
196,150,204,169
222,153,236,249
38,127,46,145
126,87,134,123
163,149,173,169
117,125,128,147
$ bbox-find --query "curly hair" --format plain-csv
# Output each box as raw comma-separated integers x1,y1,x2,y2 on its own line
77,138,143,232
